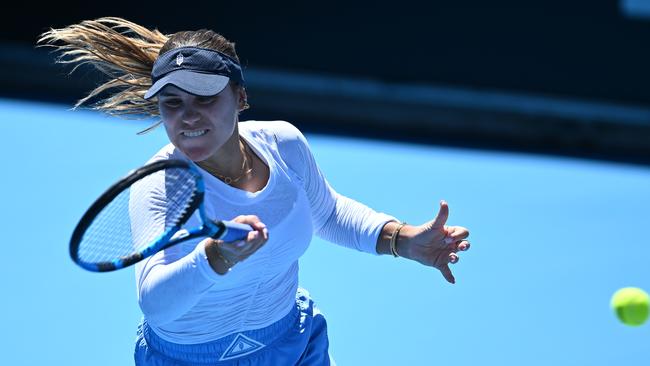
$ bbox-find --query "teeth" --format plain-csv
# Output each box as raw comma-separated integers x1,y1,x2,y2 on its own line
183,130,207,137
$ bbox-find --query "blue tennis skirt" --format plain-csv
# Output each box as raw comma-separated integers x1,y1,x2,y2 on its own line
134,288,334,365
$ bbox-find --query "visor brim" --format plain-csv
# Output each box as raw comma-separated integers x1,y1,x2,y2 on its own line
144,70,230,99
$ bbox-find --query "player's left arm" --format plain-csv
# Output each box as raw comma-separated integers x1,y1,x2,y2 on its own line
272,121,472,281
272,121,396,253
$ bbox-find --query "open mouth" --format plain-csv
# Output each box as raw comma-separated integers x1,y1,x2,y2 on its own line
182,129,208,137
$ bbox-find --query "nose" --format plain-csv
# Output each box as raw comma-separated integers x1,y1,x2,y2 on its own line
181,107,200,125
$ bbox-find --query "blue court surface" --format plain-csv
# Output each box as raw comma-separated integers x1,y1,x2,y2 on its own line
1,98,649,365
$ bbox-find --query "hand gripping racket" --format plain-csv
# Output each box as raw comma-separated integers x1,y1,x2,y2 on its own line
69,159,253,272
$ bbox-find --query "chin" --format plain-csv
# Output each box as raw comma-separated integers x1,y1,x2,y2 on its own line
177,145,214,162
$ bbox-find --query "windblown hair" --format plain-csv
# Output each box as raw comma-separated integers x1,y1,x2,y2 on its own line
37,17,241,119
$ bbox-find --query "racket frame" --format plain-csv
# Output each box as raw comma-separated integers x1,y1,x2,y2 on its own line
69,159,227,272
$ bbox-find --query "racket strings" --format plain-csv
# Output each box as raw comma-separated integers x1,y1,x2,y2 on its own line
77,167,199,265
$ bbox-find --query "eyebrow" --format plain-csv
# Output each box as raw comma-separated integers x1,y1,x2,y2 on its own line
157,92,179,98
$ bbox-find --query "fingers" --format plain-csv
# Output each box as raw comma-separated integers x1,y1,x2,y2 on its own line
219,215,270,265
427,205,468,285
444,225,470,243
246,217,268,236
436,252,459,284
429,200,449,230
440,263,456,284
449,252,459,264
446,239,470,253
232,214,269,242
233,214,263,227
444,225,470,255
246,227,268,246
427,248,460,284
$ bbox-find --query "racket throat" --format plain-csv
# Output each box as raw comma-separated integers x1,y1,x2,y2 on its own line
210,221,227,239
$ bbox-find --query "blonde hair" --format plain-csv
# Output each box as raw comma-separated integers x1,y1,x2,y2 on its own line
37,17,242,119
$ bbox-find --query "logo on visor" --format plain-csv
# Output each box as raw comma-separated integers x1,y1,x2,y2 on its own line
176,53,184,66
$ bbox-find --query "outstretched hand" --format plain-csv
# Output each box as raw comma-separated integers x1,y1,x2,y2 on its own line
398,201,470,284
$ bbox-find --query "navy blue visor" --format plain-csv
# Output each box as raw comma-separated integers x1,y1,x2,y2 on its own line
144,47,245,99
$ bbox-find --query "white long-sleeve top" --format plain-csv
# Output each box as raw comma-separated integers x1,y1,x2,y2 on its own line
133,121,395,344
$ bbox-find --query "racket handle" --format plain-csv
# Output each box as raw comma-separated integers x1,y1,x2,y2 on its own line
216,221,254,242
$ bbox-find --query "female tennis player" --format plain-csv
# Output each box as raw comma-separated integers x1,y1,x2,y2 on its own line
39,17,471,365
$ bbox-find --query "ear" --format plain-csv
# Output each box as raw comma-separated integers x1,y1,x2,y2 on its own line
238,87,249,111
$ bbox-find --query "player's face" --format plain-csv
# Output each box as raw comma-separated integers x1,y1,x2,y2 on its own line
158,85,240,162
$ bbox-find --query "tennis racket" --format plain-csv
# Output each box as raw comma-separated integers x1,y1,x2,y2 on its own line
70,159,253,272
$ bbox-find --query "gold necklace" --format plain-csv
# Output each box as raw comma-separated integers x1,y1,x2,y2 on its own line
199,138,253,185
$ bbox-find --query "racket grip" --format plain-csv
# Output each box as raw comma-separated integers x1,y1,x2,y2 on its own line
217,221,254,242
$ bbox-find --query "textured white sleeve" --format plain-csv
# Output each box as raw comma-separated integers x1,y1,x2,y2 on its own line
271,121,396,254
130,166,223,326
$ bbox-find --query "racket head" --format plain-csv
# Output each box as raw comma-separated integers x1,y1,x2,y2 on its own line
70,159,204,272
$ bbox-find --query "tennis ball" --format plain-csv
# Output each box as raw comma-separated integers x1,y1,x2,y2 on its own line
611,287,649,326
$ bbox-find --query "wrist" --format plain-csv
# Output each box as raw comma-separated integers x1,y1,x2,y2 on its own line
394,224,415,259
388,222,407,257
377,221,399,255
